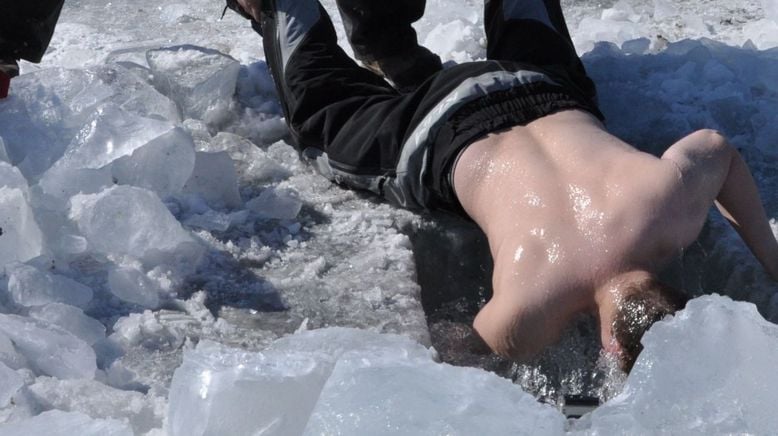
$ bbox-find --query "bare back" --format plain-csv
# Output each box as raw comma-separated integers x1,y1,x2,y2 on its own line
452,109,698,358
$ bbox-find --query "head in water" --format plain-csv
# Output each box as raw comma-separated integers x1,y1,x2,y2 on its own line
611,275,689,372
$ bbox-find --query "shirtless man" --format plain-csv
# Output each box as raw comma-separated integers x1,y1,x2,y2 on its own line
228,0,778,371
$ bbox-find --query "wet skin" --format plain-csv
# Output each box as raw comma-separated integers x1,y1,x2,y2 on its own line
452,109,778,360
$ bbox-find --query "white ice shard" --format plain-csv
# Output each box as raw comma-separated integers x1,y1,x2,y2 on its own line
246,186,302,220
576,295,778,434
301,335,564,436
0,330,28,370
0,187,44,268
5,263,93,308
28,303,106,345
68,185,203,266
168,329,564,436
38,104,196,203
182,151,242,209
0,161,29,197
0,410,132,436
0,361,23,408
167,340,331,436
207,132,291,184
27,377,163,434
146,46,241,125
0,66,178,181
107,265,162,308
0,314,96,379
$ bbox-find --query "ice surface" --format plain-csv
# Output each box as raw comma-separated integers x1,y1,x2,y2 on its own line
28,304,106,345
0,314,96,379
0,410,132,436
5,263,93,309
573,295,778,434
68,185,203,265
0,362,23,408
0,188,44,267
182,151,242,209
167,340,331,436
246,186,303,220
147,46,241,125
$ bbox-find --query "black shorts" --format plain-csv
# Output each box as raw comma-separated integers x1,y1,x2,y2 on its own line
257,0,602,217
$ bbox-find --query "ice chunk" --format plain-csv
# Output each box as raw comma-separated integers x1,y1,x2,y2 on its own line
246,186,302,220
577,295,778,434
0,410,132,436
68,185,202,265
304,341,564,435
208,132,291,184
28,377,163,434
764,0,778,22
0,136,10,163
183,209,248,232
742,19,778,49
5,263,93,308
167,340,331,436
0,362,23,407
0,161,28,197
0,314,96,379
147,46,241,125
28,303,105,345
38,105,196,202
0,187,44,267
182,151,242,209
0,330,28,370
0,66,178,181
107,265,162,308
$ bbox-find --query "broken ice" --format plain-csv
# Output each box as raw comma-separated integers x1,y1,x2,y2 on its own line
0,410,131,436
168,329,565,436
147,46,241,125
0,187,44,267
68,185,203,266
5,263,93,309
0,314,96,380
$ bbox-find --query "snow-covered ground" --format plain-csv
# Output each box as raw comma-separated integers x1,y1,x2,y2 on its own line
1,0,777,434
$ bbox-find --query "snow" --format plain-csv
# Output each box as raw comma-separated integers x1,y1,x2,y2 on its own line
0,0,777,434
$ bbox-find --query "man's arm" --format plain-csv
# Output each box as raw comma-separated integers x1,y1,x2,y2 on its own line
662,129,778,280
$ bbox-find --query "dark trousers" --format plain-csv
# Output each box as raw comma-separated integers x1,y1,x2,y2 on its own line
257,0,600,213
0,0,65,63
335,0,426,62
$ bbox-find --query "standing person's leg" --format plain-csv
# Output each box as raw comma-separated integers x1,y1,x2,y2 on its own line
335,0,441,92
483,0,598,107
0,0,65,64
0,0,65,97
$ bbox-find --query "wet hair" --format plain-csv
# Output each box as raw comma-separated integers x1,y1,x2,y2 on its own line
612,276,689,372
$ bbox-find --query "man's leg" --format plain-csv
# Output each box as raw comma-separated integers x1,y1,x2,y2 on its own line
256,0,432,201
483,0,598,105
335,0,441,92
